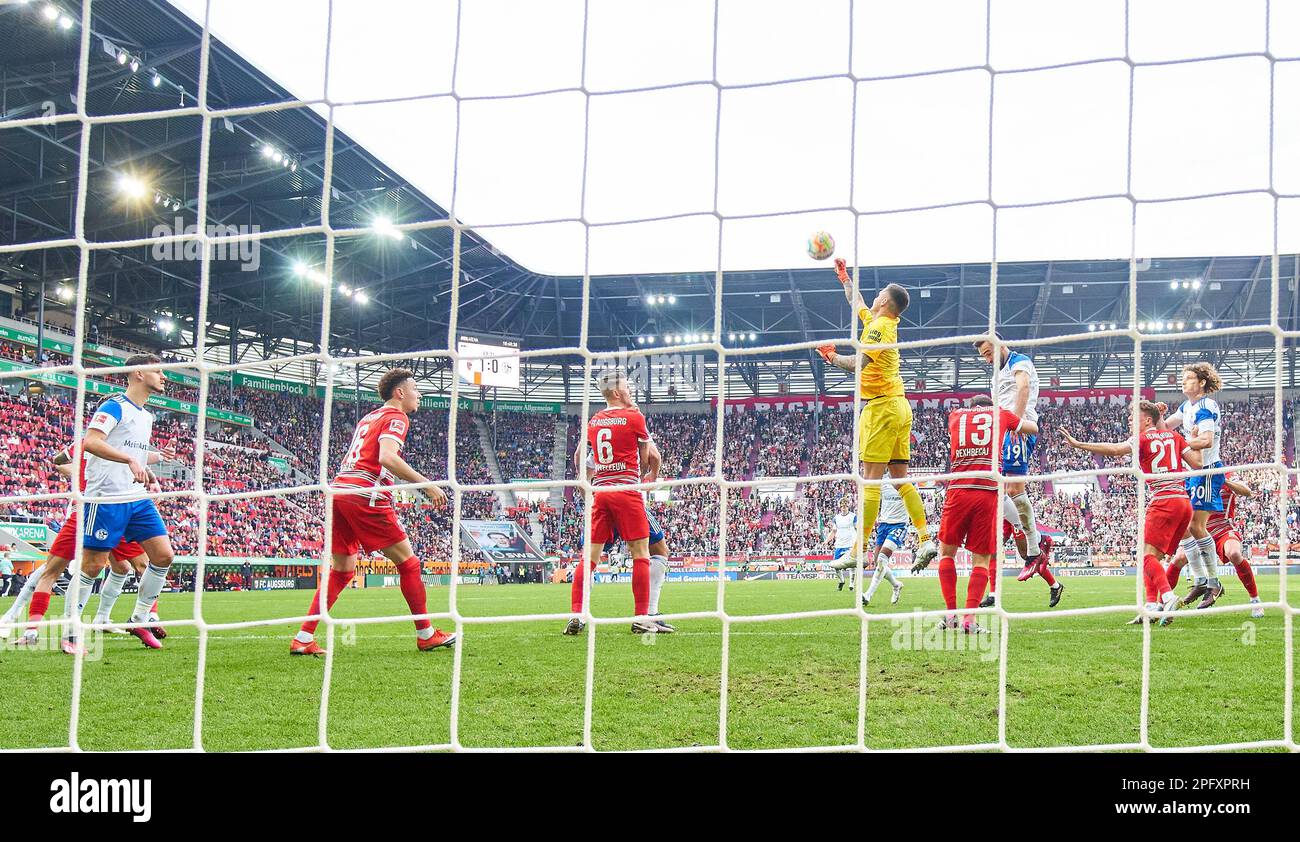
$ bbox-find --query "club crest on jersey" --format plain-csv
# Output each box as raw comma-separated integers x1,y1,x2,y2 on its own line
95,529,108,541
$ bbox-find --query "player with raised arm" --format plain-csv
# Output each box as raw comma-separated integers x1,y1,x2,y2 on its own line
1060,400,1203,625
290,368,456,656
565,368,663,635
64,354,176,652
816,258,938,573
827,495,859,592
1157,363,1226,607
925,396,1037,633
860,483,905,607
1163,472,1263,616
973,338,1061,602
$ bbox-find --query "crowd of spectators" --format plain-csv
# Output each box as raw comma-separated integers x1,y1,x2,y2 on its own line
0,338,71,368
5,360,1300,568
490,411,556,480
751,411,812,481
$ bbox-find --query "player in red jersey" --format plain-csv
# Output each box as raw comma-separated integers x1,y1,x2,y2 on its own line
1060,400,1204,625
291,368,455,656
915,395,1040,633
565,368,663,635
4,443,169,649
1163,473,1262,616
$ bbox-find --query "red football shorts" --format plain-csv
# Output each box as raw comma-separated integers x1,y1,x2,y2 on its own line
938,488,999,556
590,489,649,544
1213,529,1242,563
330,491,407,556
1143,496,1193,557
48,515,144,562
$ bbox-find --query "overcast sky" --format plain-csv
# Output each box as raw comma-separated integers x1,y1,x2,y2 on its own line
171,0,1299,276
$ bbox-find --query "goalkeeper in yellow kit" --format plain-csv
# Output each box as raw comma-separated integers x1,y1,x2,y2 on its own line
817,258,939,574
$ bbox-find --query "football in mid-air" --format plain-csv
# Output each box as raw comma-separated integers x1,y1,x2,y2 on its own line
807,231,835,261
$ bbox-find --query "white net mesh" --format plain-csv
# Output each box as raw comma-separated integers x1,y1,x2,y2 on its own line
0,0,1295,752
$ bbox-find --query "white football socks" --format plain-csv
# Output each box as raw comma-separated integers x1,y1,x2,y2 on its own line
67,572,96,625
1011,493,1041,557
131,564,168,623
94,570,131,623
1195,535,1220,585
648,555,668,615
1001,495,1020,533
866,556,899,599
1,563,42,622
1180,538,1207,581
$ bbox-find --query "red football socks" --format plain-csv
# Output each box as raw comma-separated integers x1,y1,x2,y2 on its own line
570,559,595,613
395,557,431,631
1037,562,1057,587
1143,554,1170,600
300,568,354,635
632,557,650,615
1164,557,1184,590
1232,558,1258,598
938,556,957,610
28,591,50,630
966,566,989,611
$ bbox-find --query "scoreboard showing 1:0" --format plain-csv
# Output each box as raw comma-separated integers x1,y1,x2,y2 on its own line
456,334,521,389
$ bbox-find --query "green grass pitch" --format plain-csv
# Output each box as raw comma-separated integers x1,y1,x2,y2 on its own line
0,576,1293,751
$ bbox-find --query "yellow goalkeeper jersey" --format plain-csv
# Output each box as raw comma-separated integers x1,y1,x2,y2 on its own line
856,308,904,399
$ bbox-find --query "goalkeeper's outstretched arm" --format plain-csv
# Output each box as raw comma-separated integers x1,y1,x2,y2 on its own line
834,258,867,313
819,346,867,374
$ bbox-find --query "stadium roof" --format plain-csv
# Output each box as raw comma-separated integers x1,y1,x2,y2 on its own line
1,0,1298,401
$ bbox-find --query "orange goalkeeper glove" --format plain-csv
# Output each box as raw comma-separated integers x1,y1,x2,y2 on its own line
833,258,851,286
816,344,837,364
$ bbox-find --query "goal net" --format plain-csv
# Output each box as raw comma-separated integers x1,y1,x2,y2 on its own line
0,0,1294,753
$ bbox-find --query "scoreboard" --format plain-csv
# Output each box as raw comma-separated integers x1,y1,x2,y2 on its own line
456,334,520,389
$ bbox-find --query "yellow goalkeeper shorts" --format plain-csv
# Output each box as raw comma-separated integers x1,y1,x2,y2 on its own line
857,395,913,464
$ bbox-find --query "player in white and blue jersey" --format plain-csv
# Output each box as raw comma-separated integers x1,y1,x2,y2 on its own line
1160,362,1226,604
68,353,175,652
974,337,1063,607
828,496,859,591
861,483,905,606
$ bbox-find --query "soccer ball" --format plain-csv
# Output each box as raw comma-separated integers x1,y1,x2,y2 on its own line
807,231,835,261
